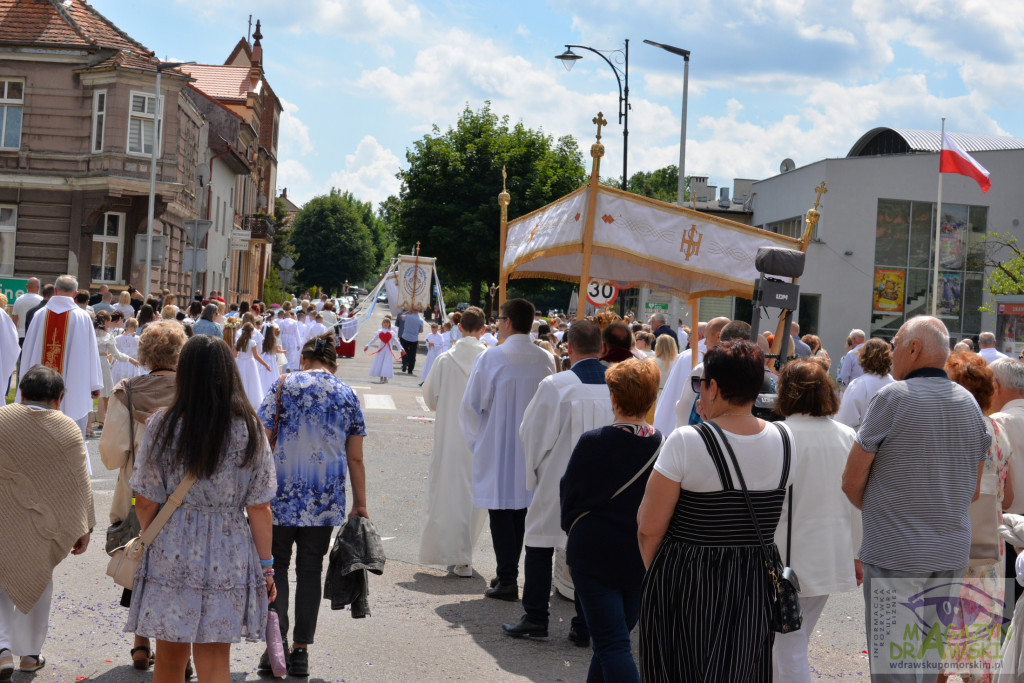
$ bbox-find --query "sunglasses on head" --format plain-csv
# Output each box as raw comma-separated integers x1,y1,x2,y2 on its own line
690,376,709,394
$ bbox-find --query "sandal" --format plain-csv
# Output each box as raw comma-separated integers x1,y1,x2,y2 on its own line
130,646,152,671
17,655,45,673
0,648,13,683
185,657,194,679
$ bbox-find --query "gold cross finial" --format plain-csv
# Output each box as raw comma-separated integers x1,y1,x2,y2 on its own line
593,112,608,143
813,181,828,210
415,241,421,256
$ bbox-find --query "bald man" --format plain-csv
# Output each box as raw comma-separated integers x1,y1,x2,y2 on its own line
652,316,729,436
842,316,988,682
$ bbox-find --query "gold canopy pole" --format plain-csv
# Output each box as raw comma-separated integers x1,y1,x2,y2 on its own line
576,113,607,322
690,297,700,368
770,181,827,359
410,241,421,311
498,166,510,313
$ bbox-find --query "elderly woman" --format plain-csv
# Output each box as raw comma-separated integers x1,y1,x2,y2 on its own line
561,358,662,683
771,360,858,683
941,351,1013,683
257,334,367,677
98,320,187,671
638,340,795,682
191,303,222,337
834,338,894,430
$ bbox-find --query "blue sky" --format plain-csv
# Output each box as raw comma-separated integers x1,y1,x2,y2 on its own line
95,0,1024,210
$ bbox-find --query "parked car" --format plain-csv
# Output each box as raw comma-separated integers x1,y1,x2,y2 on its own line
455,302,471,312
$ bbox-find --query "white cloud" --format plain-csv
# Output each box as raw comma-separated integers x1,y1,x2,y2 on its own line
277,159,314,204
324,136,402,206
516,24,531,37
285,0,423,42
278,98,313,156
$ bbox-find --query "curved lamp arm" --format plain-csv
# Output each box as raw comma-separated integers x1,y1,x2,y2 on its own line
563,44,626,123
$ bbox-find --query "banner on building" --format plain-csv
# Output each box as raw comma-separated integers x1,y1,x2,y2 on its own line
937,272,962,319
873,268,905,314
939,219,966,270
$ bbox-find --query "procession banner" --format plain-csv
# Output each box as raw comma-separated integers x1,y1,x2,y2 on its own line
873,268,905,314
395,254,436,312
502,185,800,300
937,272,962,319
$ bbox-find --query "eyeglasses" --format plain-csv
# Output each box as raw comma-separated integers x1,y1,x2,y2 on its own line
690,376,709,394
497,316,509,321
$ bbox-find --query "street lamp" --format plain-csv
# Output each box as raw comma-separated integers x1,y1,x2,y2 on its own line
556,40,630,191
144,60,193,297
643,39,690,205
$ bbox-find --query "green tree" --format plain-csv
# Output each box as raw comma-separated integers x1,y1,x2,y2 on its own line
261,197,294,305
604,165,688,202
396,103,586,305
290,189,376,293
983,232,1024,311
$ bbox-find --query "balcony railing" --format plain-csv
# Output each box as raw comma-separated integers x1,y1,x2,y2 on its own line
243,215,275,241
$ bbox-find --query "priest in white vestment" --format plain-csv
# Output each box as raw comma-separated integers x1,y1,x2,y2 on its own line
19,275,103,451
419,307,489,576
0,307,18,392
459,298,553,601
652,316,729,435
502,320,613,642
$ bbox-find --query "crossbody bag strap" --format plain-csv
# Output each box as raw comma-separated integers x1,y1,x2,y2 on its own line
706,421,776,569
124,379,136,463
268,374,287,449
139,473,198,546
569,435,665,533
769,422,795,567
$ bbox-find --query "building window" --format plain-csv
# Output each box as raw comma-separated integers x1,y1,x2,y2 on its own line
127,91,160,156
763,216,807,240
91,90,106,153
0,78,24,150
92,212,124,283
0,204,16,276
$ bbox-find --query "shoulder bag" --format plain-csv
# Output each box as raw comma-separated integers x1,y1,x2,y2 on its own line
104,379,141,555
568,435,665,535
707,420,803,634
106,472,197,589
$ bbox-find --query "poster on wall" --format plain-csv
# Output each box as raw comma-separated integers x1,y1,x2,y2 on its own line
873,268,905,314
939,219,966,269
996,298,1024,356
937,272,962,319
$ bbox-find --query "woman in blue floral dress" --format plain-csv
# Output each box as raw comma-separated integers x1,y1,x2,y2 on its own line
127,334,277,682
257,332,368,677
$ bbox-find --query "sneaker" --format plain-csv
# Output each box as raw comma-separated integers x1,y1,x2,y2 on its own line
287,648,309,677
452,564,473,577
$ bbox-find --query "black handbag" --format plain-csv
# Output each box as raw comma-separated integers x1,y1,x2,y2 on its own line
708,420,803,634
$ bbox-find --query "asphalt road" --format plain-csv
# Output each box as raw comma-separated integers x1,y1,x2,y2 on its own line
32,303,891,682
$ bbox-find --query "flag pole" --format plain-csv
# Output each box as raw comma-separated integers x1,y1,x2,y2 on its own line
931,117,945,317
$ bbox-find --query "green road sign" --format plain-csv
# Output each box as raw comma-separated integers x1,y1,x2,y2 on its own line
0,277,29,304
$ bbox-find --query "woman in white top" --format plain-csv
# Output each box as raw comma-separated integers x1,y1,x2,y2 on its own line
772,360,858,683
653,334,678,391
115,290,136,321
834,338,894,430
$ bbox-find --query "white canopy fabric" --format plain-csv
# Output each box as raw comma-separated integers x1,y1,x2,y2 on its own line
502,183,801,301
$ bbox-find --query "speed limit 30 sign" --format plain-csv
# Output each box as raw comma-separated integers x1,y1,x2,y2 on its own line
586,278,618,307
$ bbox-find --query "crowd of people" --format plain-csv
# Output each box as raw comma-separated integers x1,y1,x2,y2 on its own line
6,273,1024,683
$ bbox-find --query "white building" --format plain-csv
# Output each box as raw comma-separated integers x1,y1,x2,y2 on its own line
749,127,1024,361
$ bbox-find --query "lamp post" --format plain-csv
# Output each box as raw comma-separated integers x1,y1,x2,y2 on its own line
643,39,690,205
556,40,630,191
144,61,192,297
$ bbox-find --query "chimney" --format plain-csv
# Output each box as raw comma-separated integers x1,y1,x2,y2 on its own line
733,179,753,202
281,187,288,199
690,176,708,202
718,186,730,208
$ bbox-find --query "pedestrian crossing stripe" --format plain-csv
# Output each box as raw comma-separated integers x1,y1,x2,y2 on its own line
363,394,396,411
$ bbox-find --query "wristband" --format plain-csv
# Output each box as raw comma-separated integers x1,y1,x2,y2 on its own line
260,557,274,568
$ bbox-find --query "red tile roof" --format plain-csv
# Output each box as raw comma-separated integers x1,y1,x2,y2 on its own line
0,0,150,53
180,64,251,102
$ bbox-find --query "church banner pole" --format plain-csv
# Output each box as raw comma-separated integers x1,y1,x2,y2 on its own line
498,166,510,315
577,112,607,322
931,118,945,317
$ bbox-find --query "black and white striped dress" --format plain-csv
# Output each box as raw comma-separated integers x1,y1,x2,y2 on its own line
640,422,790,682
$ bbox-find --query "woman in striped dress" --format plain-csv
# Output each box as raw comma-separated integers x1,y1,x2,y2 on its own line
637,340,795,682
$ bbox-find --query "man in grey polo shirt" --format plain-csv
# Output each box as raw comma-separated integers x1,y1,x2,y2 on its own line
842,316,989,683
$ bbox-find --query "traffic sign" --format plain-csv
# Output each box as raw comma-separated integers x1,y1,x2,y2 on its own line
184,249,207,272
182,219,213,244
0,277,29,303
586,278,618,307
279,269,294,286
645,301,669,311
278,256,295,270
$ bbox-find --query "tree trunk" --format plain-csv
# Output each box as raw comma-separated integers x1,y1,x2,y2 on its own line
470,280,482,307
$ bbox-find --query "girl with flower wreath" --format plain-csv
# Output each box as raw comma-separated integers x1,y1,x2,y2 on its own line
364,317,404,384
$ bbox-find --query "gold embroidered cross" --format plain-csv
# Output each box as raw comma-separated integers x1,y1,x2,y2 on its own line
593,112,608,143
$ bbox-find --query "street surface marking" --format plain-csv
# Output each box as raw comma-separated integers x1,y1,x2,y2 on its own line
416,396,431,412
363,394,396,410
348,385,372,390
381,537,396,541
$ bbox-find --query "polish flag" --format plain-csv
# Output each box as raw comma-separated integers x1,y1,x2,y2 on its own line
940,132,991,193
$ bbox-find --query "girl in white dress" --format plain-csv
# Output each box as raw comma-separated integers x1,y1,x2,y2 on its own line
304,313,328,343
364,317,404,384
111,318,144,385
257,323,285,391
419,323,444,385
234,322,272,408
438,322,453,353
